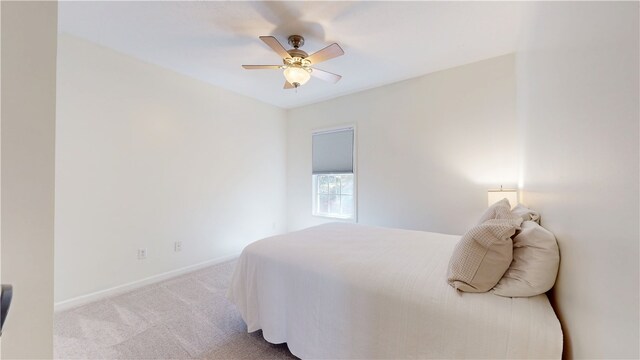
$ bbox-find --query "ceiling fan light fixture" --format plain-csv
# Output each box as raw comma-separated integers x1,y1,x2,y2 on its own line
283,66,311,87
243,35,344,89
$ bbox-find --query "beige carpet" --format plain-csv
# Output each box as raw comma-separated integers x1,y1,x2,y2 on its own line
54,259,297,359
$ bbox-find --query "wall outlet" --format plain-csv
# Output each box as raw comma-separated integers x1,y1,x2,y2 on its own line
137,248,147,260
174,241,182,252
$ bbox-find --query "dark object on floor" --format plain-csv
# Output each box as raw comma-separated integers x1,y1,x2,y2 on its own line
1,284,13,336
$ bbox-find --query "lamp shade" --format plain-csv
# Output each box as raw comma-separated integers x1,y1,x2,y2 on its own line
488,188,518,209
283,66,311,86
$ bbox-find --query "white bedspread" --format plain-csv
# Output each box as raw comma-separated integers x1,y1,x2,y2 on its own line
228,223,562,359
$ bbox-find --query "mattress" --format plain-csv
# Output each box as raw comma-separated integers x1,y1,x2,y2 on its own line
227,222,562,359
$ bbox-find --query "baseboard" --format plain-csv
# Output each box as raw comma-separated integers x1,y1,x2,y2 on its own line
54,253,240,312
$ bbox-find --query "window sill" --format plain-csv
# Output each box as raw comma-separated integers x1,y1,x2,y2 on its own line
312,214,356,221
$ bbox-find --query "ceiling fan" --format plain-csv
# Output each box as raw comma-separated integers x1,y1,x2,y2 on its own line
242,35,344,89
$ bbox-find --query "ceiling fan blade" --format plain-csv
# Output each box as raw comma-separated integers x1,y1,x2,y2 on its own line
306,43,344,65
259,36,292,59
284,81,295,89
310,68,342,83
242,65,282,70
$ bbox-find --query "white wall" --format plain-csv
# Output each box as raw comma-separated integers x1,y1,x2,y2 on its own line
517,2,639,358
287,54,517,235
54,35,287,304
1,1,57,358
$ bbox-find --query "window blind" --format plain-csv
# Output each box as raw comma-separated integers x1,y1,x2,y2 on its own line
312,128,354,174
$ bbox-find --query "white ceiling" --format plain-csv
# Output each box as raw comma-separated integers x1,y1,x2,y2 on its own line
58,1,528,109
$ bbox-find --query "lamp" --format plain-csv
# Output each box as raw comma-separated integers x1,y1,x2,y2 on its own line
487,186,518,209
283,66,311,87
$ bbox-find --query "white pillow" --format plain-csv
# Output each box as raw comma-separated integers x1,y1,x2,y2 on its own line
511,204,540,224
477,198,511,224
447,217,521,293
493,221,560,297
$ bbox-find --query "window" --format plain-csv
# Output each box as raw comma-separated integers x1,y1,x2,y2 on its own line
312,127,355,219
313,173,354,219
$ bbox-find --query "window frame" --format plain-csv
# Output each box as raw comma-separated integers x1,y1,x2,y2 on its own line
311,124,357,221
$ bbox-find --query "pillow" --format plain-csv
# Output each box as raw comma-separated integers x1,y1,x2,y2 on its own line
447,216,522,293
493,221,559,297
511,204,541,224
477,198,512,224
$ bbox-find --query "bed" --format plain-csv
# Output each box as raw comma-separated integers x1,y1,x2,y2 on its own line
227,222,563,359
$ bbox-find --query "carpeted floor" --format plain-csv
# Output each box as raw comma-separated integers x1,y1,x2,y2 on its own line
54,259,297,359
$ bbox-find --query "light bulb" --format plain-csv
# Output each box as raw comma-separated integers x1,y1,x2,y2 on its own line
283,66,311,86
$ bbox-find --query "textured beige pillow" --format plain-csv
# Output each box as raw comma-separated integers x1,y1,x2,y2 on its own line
477,198,511,224
511,204,541,224
493,221,560,297
447,216,522,293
